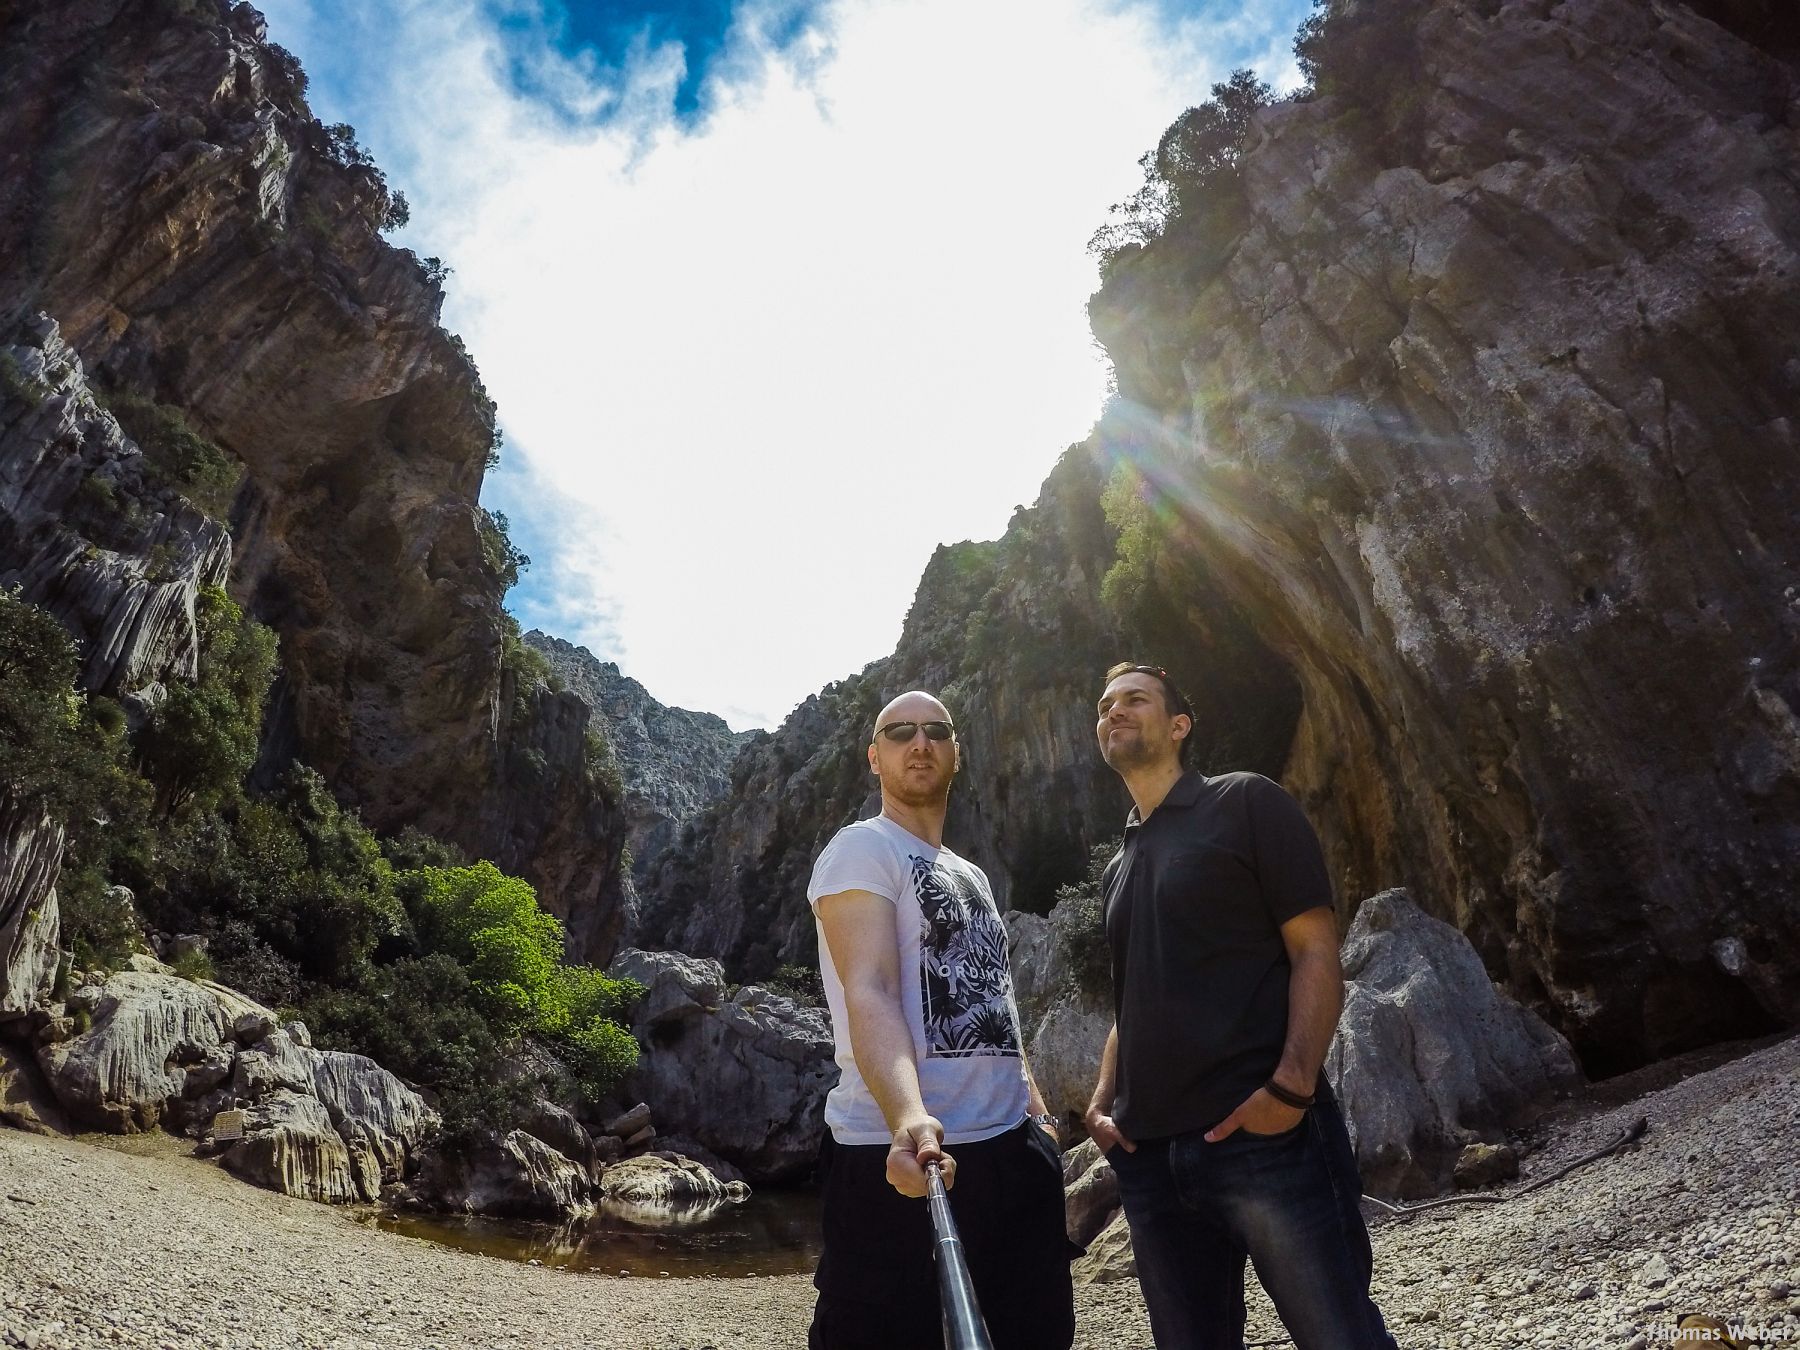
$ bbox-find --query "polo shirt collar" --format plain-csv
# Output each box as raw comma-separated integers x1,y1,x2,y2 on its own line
1124,769,1207,828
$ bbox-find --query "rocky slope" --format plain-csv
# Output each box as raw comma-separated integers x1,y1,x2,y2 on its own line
526,631,757,883
1086,0,1800,1070
641,444,1299,978
0,0,628,959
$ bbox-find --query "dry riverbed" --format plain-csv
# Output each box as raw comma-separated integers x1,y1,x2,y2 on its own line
2,1033,1796,1349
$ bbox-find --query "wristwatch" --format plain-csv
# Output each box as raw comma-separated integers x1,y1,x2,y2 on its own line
1030,1112,1059,1140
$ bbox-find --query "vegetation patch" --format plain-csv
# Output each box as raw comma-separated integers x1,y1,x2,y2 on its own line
103,391,241,519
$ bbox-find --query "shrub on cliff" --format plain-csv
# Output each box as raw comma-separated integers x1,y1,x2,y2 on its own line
136,586,277,816
103,392,240,519
0,588,135,827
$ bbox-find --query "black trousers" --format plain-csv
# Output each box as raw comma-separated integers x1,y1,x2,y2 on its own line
809,1122,1077,1350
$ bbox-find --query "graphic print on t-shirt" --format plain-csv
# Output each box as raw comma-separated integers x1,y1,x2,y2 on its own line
911,854,1020,1058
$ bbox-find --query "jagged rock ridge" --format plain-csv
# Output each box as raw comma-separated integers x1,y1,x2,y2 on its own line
525,631,759,882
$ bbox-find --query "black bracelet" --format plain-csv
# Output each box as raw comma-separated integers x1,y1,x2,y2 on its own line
1263,1077,1315,1110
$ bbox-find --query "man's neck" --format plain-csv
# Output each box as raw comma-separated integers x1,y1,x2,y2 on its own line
1121,760,1186,821
880,796,948,849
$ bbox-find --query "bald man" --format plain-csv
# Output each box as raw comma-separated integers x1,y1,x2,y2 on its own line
806,690,1074,1350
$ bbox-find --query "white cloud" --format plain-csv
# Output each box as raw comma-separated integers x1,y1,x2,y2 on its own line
259,0,1306,726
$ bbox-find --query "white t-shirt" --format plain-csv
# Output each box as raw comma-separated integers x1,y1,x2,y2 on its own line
807,814,1029,1145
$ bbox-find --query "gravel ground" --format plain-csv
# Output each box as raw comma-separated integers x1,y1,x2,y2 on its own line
1,1033,1795,1349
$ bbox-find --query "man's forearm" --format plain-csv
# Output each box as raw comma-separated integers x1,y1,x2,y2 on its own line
843,985,929,1131
1021,1051,1049,1118
1275,951,1343,1094
1087,1024,1120,1115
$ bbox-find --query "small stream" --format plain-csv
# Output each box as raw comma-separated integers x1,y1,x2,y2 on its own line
371,1189,824,1278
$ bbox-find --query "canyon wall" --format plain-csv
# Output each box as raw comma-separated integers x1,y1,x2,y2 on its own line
0,0,628,957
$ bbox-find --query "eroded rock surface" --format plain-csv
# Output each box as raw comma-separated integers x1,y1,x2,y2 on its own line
610,948,836,1183
0,804,64,1024
1326,890,1582,1198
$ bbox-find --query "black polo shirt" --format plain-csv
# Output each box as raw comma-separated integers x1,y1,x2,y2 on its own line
1102,770,1336,1139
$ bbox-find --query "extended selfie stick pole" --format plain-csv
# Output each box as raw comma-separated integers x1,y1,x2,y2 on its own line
924,1161,994,1350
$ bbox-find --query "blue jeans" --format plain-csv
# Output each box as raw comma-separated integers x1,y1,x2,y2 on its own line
1108,1101,1397,1350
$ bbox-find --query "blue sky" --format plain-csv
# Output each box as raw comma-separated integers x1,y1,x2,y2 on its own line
258,0,1312,727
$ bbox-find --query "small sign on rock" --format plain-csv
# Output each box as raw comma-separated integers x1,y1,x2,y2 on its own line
212,1108,246,1142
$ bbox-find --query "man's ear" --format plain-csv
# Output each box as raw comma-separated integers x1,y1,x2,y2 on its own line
867,741,880,776
1171,713,1193,746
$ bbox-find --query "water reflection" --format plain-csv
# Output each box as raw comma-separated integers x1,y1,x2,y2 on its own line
372,1189,823,1278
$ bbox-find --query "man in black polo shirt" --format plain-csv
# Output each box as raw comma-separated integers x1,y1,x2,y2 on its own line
1082,662,1397,1350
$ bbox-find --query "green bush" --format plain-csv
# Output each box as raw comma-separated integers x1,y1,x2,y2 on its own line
1054,840,1121,1004
479,510,530,593
104,391,240,519
406,862,642,1098
56,865,142,969
0,588,139,827
136,586,277,816
170,947,215,983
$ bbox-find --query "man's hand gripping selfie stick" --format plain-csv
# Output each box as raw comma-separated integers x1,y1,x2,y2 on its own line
924,1161,994,1350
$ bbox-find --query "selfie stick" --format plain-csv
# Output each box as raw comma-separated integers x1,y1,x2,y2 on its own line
924,1160,994,1350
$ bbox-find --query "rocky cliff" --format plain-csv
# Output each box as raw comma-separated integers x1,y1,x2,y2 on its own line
0,0,628,958
643,0,1800,1075
642,444,1300,978
1088,0,1800,1069
525,632,757,883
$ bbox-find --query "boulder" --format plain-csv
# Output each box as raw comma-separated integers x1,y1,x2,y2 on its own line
1453,1142,1520,1191
609,949,837,1183
0,1040,68,1135
37,971,278,1132
305,1047,434,1193
1005,901,1112,1128
0,804,65,1022
1070,1209,1135,1285
1062,1147,1120,1249
1326,890,1583,1198
604,1101,653,1139
522,1100,600,1182
231,1035,311,1098
221,1090,360,1204
595,1153,731,1209
414,1130,595,1222
656,1136,747,1186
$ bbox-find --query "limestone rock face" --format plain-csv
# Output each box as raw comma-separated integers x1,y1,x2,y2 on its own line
609,948,837,1183
220,1088,359,1205
1005,905,1112,1128
0,0,629,961
37,971,272,1132
305,1048,434,1192
644,448,1298,978
0,803,65,1024
413,1129,595,1223
1325,891,1583,1198
1060,1139,1121,1250
526,632,757,883
0,320,231,702
1089,0,1800,1067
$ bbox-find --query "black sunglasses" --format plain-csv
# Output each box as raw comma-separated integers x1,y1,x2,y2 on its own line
876,719,956,743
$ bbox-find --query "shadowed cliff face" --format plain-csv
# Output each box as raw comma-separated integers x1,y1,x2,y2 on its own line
524,632,759,886
1090,0,1800,1070
643,446,1300,978
0,0,629,958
